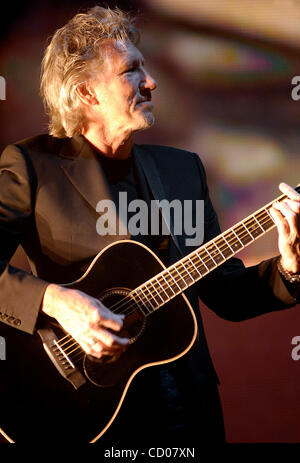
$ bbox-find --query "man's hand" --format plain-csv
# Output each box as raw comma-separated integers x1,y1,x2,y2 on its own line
270,182,300,274
41,284,129,359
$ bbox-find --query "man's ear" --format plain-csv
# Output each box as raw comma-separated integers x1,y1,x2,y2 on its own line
75,82,99,106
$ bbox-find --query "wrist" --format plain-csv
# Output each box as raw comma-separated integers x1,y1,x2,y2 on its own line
277,258,300,283
41,283,65,318
280,259,300,274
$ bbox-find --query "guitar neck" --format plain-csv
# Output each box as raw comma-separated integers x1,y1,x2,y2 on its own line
132,185,300,315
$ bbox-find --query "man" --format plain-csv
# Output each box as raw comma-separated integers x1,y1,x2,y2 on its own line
0,6,299,446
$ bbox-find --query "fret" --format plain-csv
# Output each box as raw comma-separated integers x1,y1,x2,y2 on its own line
202,246,217,268
187,256,202,278
155,277,170,300
144,284,158,309
132,290,151,315
136,287,155,311
213,241,226,260
180,257,200,281
252,215,265,233
148,279,165,304
265,207,273,219
222,234,234,252
223,230,243,252
149,278,165,296
232,228,252,246
166,269,182,291
241,222,255,242
178,261,195,285
195,251,209,275
261,208,274,230
195,251,209,272
206,242,225,265
172,264,189,289
217,236,234,257
242,218,261,240
160,273,176,297
127,185,300,320
234,226,250,246
192,256,208,275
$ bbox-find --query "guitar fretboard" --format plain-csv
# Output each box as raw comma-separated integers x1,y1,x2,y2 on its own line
131,186,300,315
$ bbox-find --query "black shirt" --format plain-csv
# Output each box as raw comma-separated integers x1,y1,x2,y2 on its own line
95,150,194,443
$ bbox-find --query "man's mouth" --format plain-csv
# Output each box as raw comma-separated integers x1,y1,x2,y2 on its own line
136,98,153,107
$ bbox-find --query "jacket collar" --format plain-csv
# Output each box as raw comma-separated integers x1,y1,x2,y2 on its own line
59,134,112,211
59,136,182,255
133,144,183,256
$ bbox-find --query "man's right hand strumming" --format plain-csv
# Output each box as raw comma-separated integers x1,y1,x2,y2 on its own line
41,284,129,359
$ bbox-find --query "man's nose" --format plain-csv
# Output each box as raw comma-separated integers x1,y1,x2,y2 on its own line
142,70,157,91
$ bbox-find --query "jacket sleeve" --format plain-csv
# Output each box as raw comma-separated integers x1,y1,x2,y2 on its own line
193,154,298,321
0,144,48,334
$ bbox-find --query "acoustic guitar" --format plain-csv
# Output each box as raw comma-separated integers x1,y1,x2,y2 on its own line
0,186,298,443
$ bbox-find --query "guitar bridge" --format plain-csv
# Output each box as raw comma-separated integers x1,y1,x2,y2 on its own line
38,327,86,390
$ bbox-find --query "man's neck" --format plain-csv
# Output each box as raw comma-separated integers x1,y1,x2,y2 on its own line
81,129,133,160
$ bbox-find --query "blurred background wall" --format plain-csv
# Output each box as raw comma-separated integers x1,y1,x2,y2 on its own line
1,0,300,443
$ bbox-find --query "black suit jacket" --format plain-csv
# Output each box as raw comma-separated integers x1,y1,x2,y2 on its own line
0,134,297,384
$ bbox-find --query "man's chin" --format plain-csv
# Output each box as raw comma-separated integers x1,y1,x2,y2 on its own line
139,112,155,129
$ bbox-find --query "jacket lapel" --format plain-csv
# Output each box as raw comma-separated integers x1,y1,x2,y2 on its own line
59,135,127,237
59,137,185,252
59,135,111,210
133,144,183,257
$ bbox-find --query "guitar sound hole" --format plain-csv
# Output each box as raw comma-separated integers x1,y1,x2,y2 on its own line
100,287,147,345
84,288,147,374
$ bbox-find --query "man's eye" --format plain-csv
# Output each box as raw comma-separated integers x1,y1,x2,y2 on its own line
126,68,135,73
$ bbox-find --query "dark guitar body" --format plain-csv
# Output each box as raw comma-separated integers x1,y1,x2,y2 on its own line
0,240,197,443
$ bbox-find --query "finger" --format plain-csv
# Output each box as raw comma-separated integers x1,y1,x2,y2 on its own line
97,301,125,330
272,201,298,226
78,338,102,358
269,206,289,237
80,335,125,359
90,301,125,331
90,327,130,349
280,198,300,215
272,201,299,240
75,290,125,331
279,182,300,201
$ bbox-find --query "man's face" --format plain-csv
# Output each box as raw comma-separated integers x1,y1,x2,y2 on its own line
89,40,157,138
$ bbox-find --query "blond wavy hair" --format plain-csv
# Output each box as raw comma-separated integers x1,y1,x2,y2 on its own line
40,6,139,138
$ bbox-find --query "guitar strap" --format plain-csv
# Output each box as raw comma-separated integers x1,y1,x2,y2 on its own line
133,145,184,258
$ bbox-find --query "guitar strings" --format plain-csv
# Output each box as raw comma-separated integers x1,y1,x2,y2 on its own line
55,189,300,360
56,216,275,361
67,208,273,327
60,209,272,329
54,209,275,358
56,210,274,356
98,210,274,318
54,189,298,352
